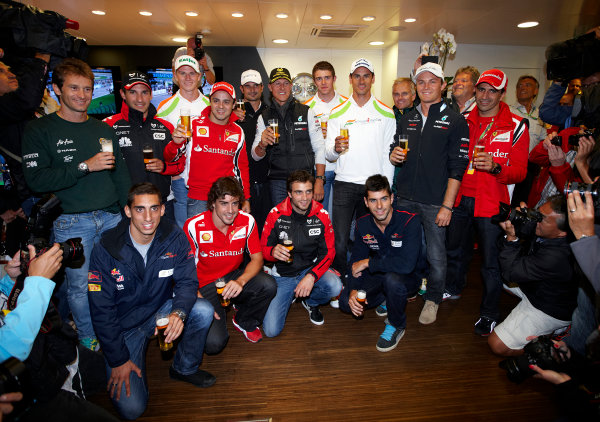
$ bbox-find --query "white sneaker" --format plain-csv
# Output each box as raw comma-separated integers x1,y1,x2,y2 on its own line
329,299,339,309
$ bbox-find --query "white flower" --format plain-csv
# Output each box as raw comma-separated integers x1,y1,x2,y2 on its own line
421,42,430,55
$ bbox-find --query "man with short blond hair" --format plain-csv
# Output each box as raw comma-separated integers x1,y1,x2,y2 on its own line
449,66,479,115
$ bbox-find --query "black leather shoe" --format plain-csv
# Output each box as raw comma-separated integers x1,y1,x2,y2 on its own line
169,367,216,388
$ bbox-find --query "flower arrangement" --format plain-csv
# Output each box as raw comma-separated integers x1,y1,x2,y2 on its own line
420,28,457,71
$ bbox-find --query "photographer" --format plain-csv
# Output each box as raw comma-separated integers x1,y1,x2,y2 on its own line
488,195,578,356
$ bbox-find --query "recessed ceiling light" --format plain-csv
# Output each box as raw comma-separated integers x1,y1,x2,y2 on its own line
404,18,417,23
139,11,152,16
276,13,288,19
185,11,198,17
369,41,384,46
232,12,244,18
517,21,539,28
320,15,333,20
91,10,105,16
273,39,288,44
172,37,187,43
362,16,375,22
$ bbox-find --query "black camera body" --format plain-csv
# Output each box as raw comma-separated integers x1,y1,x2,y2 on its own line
194,33,205,61
0,358,32,419
568,129,596,147
564,181,600,207
546,32,600,81
499,337,557,383
491,203,543,239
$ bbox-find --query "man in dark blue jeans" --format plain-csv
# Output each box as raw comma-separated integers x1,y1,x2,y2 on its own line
339,175,424,352
88,183,214,420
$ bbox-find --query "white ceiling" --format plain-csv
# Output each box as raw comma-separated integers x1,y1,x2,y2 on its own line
24,0,600,49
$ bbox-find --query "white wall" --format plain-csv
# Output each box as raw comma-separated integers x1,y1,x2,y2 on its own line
257,48,384,100
392,41,548,106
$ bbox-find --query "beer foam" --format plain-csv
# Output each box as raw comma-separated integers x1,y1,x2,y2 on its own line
156,317,169,326
216,281,226,288
357,291,366,300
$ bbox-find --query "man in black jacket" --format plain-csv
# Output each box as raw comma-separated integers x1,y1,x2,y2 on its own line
389,62,470,326
488,195,577,356
104,71,182,221
251,67,325,207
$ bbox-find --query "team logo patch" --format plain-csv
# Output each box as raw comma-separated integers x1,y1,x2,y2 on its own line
111,268,121,277
88,271,101,282
225,134,240,143
362,234,378,244
160,252,177,259
200,231,213,243
231,226,247,241
490,130,510,143
197,126,209,137
88,283,101,292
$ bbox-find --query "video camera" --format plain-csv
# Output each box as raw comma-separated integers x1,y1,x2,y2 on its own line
491,203,542,239
546,32,600,82
20,194,83,274
0,0,88,66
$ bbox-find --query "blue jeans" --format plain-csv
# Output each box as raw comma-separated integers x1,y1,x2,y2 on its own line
172,177,188,228
263,268,342,337
106,298,213,420
322,170,335,214
395,198,447,304
446,196,503,319
54,210,121,340
565,286,599,355
339,272,419,330
270,179,288,207
187,198,208,219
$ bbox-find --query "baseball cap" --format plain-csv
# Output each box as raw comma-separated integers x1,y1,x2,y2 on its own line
413,63,445,81
241,69,262,85
174,55,200,73
476,69,508,90
210,81,236,99
269,67,292,84
350,58,374,74
122,71,151,90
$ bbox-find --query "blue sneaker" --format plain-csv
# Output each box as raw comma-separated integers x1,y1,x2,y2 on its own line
375,302,387,317
376,324,405,352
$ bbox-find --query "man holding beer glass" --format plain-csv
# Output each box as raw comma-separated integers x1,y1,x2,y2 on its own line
444,69,529,336
260,170,341,336
184,177,276,346
324,58,396,280
389,62,469,326
339,175,424,352
104,71,182,221
88,183,215,420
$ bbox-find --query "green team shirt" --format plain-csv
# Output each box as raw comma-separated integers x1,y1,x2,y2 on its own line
22,113,131,214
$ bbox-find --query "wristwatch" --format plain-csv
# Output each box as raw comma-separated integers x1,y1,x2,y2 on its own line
490,162,501,175
170,309,187,323
77,161,90,175
315,175,326,182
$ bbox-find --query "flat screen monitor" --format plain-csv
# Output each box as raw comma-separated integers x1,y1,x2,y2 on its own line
141,68,174,109
46,67,120,116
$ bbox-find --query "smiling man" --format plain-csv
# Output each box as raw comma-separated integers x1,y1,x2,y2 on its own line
252,67,325,207
510,75,547,152
390,62,469,326
88,182,215,420
104,71,181,220
261,170,341,336
445,69,529,336
448,66,479,115
22,58,131,351
339,175,423,352
164,81,250,219
184,177,276,347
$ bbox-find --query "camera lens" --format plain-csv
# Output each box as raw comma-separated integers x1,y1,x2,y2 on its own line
59,237,84,264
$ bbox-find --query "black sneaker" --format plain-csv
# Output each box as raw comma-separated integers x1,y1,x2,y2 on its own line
169,367,216,388
376,324,405,352
301,300,324,325
474,316,497,336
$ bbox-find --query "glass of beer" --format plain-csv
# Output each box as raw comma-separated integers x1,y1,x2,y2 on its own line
143,144,154,165
474,143,485,159
156,312,173,352
320,114,329,138
180,108,192,137
340,127,349,152
215,278,230,308
283,239,293,263
398,135,409,156
99,138,113,153
356,290,367,318
236,99,245,112
268,118,279,144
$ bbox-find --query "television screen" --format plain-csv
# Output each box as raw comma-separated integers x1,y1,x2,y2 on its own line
142,68,175,109
46,67,119,115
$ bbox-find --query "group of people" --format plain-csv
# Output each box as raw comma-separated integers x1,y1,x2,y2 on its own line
1,38,599,420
